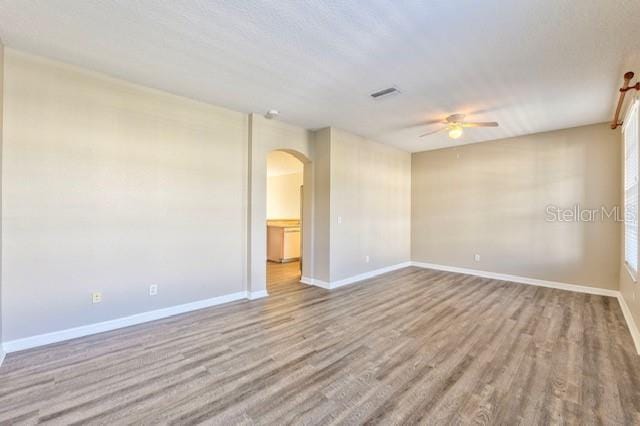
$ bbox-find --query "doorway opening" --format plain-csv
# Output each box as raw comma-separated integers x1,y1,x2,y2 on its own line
266,150,305,294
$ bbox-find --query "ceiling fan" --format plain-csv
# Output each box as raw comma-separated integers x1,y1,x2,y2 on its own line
419,114,499,139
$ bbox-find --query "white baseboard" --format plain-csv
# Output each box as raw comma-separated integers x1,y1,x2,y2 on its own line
410,261,620,297
330,262,412,289
300,276,330,289
2,290,250,354
3,262,638,359
248,290,269,300
301,261,412,290
617,294,640,354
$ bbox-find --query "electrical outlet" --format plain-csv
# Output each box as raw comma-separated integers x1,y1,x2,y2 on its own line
474,254,481,262
149,284,158,296
337,216,342,224
92,292,102,304
365,255,370,263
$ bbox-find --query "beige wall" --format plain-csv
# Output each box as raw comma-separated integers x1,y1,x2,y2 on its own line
2,50,249,340
329,128,411,282
312,128,331,282
412,123,620,290
266,172,303,220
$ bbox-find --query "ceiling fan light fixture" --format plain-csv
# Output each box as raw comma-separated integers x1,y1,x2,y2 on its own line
418,114,498,139
448,125,463,139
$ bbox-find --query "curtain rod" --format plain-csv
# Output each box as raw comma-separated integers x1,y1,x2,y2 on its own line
611,71,640,129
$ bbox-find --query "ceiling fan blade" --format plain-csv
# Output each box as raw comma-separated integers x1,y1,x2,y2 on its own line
421,119,447,126
419,126,447,137
446,113,466,123
461,121,499,128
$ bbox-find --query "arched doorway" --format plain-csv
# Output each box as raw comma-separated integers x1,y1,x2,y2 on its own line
266,150,305,292
247,114,315,299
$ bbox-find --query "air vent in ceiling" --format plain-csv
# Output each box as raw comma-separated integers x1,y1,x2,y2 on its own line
370,87,400,99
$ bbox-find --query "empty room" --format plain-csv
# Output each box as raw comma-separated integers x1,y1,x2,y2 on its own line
1,1,640,424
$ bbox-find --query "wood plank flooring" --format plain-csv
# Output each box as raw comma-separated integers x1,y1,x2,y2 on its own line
1,263,639,424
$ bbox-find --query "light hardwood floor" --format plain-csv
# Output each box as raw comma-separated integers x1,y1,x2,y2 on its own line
1,263,639,424
266,260,302,295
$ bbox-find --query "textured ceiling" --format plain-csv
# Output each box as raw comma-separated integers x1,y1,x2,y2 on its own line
1,0,640,152
267,151,303,177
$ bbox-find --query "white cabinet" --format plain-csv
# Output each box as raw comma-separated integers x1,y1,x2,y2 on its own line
267,223,301,262
282,228,301,260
